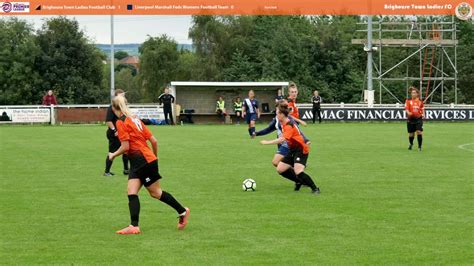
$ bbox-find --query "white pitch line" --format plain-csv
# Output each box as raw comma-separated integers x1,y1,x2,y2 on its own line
458,143,474,152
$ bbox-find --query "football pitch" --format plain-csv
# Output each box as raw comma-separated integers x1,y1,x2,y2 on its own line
1,123,473,264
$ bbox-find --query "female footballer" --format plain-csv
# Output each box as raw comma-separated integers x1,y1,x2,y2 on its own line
108,95,190,234
242,90,261,137
405,87,424,151
260,103,320,194
287,83,307,126
254,101,310,191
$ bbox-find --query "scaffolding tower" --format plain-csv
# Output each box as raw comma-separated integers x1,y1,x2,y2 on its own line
352,17,459,104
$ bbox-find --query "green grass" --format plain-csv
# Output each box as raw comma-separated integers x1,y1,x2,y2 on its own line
0,123,473,265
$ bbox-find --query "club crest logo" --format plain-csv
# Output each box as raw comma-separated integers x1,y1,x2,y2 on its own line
0,2,29,13
1,2,12,12
456,2,473,20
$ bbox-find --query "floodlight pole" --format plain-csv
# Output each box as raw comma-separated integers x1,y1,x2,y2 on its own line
110,14,115,101
367,16,374,107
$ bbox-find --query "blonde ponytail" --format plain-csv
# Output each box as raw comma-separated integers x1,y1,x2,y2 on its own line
112,95,134,118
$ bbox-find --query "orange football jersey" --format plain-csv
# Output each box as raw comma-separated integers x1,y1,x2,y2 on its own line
116,116,157,163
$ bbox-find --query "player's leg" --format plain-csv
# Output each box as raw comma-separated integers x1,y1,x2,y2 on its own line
147,182,189,230
116,178,142,234
164,109,170,125
104,134,119,176
272,154,284,167
293,151,320,194
276,156,301,185
168,109,174,125
144,161,189,230
416,131,423,150
246,114,252,136
407,121,415,150
317,108,322,123
167,109,174,125
416,120,423,151
249,116,256,136
294,163,320,194
312,108,316,124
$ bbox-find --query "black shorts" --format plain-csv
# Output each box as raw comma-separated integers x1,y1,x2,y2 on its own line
281,149,309,167
407,118,423,133
129,160,162,187
106,130,121,152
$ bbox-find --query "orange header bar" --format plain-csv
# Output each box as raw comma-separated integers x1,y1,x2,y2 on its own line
0,0,472,15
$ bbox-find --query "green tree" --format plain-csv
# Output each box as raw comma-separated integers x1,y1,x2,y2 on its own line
35,17,107,104
116,63,137,76
115,68,141,103
138,35,180,101
0,18,41,105
456,18,474,103
175,50,199,81
114,51,129,60
222,50,256,81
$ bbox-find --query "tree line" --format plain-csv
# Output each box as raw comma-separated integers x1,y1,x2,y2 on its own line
1,15,472,105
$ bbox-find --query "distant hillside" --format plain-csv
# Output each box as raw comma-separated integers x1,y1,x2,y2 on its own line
96,43,194,55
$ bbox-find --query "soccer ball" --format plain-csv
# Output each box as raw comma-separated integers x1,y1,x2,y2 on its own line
242,178,256,191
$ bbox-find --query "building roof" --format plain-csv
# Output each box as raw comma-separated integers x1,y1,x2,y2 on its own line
119,55,139,65
170,81,289,87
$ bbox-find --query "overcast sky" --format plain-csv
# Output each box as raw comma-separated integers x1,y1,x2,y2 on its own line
19,15,193,44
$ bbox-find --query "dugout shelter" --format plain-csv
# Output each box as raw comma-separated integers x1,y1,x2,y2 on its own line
169,81,289,124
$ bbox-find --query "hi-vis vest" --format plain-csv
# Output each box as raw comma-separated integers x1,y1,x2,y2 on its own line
234,101,242,111
216,100,225,111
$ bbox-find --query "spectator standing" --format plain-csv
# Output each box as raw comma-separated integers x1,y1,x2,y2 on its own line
275,89,284,104
42,90,58,106
158,87,175,125
311,90,322,124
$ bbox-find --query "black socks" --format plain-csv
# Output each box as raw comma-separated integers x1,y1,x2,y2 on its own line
417,135,423,148
280,169,301,183
128,192,185,227
106,155,129,173
105,156,113,173
248,127,255,136
409,136,414,145
159,191,186,215
297,172,318,190
128,195,140,226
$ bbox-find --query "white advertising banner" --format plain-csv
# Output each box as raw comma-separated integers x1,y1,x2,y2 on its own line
130,107,165,120
298,107,474,121
0,108,51,123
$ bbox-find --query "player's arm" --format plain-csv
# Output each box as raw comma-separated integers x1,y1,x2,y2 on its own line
256,101,261,118
260,136,285,145
106,121,115,130
255,119,277,136
109,121,129,160
109,140,129,160
242,104,246,118
105,108,118,135
290,115,307,126
142,123,158,156
405,100,412,116
149,136,158,156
